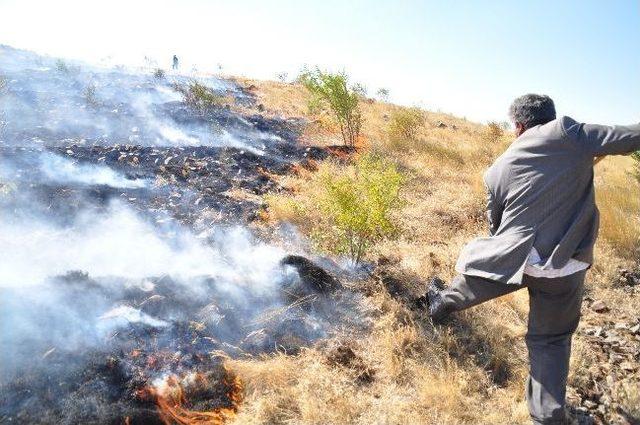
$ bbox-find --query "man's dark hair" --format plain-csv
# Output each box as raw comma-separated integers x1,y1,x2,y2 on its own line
508,94,556,129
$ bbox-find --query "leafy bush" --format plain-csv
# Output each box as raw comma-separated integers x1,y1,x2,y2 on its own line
153,68,166,79
632,151,640,182
388,107,425,144
299,68,362,147
180,81,224,114
316,154,404,263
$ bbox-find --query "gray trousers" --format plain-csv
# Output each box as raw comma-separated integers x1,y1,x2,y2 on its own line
440,270,586,425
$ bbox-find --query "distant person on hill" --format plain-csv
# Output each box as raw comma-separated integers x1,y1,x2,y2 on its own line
172,55,179,70
418,94,640,424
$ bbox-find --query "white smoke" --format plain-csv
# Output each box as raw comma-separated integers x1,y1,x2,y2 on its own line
0,201,285,289
0,200,293,379
0,45,270,150
99,305,169,328
39,152,147,188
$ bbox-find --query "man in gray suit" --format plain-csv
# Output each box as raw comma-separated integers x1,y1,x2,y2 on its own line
421,94,640,424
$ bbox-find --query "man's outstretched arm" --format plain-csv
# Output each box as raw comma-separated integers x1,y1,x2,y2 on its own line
573,121,640,157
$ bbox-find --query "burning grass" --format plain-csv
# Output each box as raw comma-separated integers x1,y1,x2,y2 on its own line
143,366,244,425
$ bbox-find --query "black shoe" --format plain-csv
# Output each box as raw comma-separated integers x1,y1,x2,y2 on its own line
414,277,453,323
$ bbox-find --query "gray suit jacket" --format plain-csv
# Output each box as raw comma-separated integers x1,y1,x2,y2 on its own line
456,116,640,284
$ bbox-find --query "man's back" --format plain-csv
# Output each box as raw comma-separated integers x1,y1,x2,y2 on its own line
457,116,640,284
486,116,598,268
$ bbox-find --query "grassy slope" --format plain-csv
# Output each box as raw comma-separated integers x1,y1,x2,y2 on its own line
230,78,639,424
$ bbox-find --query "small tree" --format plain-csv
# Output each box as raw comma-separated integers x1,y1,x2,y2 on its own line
376,88,390,102
632,151,640,182
352,83,368,98
299,68,362,147
317,154,404,264
388,107,425,143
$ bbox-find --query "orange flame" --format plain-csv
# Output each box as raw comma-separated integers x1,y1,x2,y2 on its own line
146,368,244,425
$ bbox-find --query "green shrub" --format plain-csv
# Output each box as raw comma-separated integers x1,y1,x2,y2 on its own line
0,181,14,196
416,142,465,164
55,59,80,75
299,68,362,147
83,83,98,107
480,121,506,160
633,151,640,181
617,381,640,422
388,107,425,144
180,81,224,114
484,121,504,144
55,59,69,73
316,154,404,264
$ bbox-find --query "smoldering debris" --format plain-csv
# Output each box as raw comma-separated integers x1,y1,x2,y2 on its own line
0,217,360,423
0,45,367,424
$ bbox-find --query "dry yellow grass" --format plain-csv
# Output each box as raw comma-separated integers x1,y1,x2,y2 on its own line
595,155,640,255
228,78,639,424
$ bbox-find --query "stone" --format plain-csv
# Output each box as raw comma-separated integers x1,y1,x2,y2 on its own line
590,300,608,312
620,361,637,371
608,353,624,364
603,335,621,345
585,326,604,337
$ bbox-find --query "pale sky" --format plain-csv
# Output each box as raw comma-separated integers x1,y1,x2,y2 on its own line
1,0,638,124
